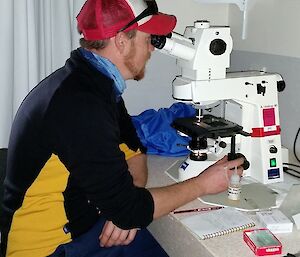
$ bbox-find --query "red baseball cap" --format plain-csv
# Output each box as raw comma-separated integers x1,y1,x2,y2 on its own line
77,0,177,40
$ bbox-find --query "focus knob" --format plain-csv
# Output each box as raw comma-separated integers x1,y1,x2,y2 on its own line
227,153,250,170
269,145,278,154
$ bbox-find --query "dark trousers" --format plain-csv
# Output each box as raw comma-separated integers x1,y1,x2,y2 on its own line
49,217,169,257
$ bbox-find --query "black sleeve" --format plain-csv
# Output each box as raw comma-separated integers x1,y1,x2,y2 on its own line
117,98,147,153
46,80,154,229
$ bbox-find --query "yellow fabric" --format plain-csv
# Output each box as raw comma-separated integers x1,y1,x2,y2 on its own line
6,145,138,257
119,143,141,160
7,154,71,257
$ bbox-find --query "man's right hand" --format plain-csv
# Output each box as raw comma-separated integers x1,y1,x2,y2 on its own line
149,155,245,220
196,156,244,196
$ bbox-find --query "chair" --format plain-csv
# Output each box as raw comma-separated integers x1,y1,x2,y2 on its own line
0,148,7,257
0,148,7,208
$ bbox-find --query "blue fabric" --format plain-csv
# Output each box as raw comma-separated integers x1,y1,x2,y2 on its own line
79,48,126,101
49,216,169,257
132,103,195,157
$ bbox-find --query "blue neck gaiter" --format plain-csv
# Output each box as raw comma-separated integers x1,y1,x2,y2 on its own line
79,47,126,101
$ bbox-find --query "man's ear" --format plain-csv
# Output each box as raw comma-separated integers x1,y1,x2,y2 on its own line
115,32,131,55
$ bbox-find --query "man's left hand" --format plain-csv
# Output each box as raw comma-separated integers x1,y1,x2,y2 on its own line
99,220,138,247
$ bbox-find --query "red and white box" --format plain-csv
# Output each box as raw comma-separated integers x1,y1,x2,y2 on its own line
243,228,282,256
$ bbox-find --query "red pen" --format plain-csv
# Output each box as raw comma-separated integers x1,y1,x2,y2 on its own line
173,206,223,214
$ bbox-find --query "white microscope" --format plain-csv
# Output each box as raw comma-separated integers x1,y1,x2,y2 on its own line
151,20,285,185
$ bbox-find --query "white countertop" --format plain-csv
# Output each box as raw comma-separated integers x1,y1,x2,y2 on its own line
146,155,300,257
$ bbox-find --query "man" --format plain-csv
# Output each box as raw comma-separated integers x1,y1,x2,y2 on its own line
1,0,245,256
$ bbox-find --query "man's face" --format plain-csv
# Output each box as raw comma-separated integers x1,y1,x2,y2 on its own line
124,31,154,81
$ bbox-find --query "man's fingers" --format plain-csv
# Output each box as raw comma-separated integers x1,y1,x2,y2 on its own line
226,157,245,170
99,221,114,247
231,166,244,176
216,156,246,167
122,229,137,245
99,221,138,247
227,165,243,179
215,155,228,164
104,226,124,247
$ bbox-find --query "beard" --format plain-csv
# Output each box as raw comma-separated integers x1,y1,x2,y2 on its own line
125,59,145,81
124,47,150,81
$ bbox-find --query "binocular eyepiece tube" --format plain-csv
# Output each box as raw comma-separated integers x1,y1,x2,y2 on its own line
151,33,195,61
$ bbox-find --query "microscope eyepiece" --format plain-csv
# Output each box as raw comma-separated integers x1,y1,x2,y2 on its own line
151,33,172,49
151,35,166,49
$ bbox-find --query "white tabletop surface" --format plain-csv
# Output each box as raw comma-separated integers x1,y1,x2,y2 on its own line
146,155,300,257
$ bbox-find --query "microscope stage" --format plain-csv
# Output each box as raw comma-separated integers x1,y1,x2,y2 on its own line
172,114,248,139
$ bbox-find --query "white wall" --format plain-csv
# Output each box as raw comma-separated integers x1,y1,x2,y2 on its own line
230,0,300,57
123,0,229,115
157,0,229,33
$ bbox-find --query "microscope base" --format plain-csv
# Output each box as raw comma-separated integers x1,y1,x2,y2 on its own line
166,156,217,182
165,158,278,211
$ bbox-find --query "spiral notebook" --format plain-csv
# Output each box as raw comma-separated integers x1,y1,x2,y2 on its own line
181,207,255,240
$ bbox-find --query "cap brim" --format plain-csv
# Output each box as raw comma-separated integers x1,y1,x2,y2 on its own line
137,13,176,35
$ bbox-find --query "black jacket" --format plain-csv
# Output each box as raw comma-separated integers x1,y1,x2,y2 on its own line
1,49,153,255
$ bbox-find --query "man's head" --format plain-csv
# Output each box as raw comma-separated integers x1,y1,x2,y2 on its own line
77,0,176,41
77,0,176,80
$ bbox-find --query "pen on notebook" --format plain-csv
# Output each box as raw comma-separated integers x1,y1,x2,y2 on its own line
173,206,223,214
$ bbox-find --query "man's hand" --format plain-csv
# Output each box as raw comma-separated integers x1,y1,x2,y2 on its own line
149,156,245,219
197,156,244,196
99,221,138,247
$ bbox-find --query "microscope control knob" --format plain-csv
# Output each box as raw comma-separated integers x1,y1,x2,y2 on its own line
219,141,227,148
277,80,286,92
269,145,278,154
210,39,227,55
228,153,250,170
